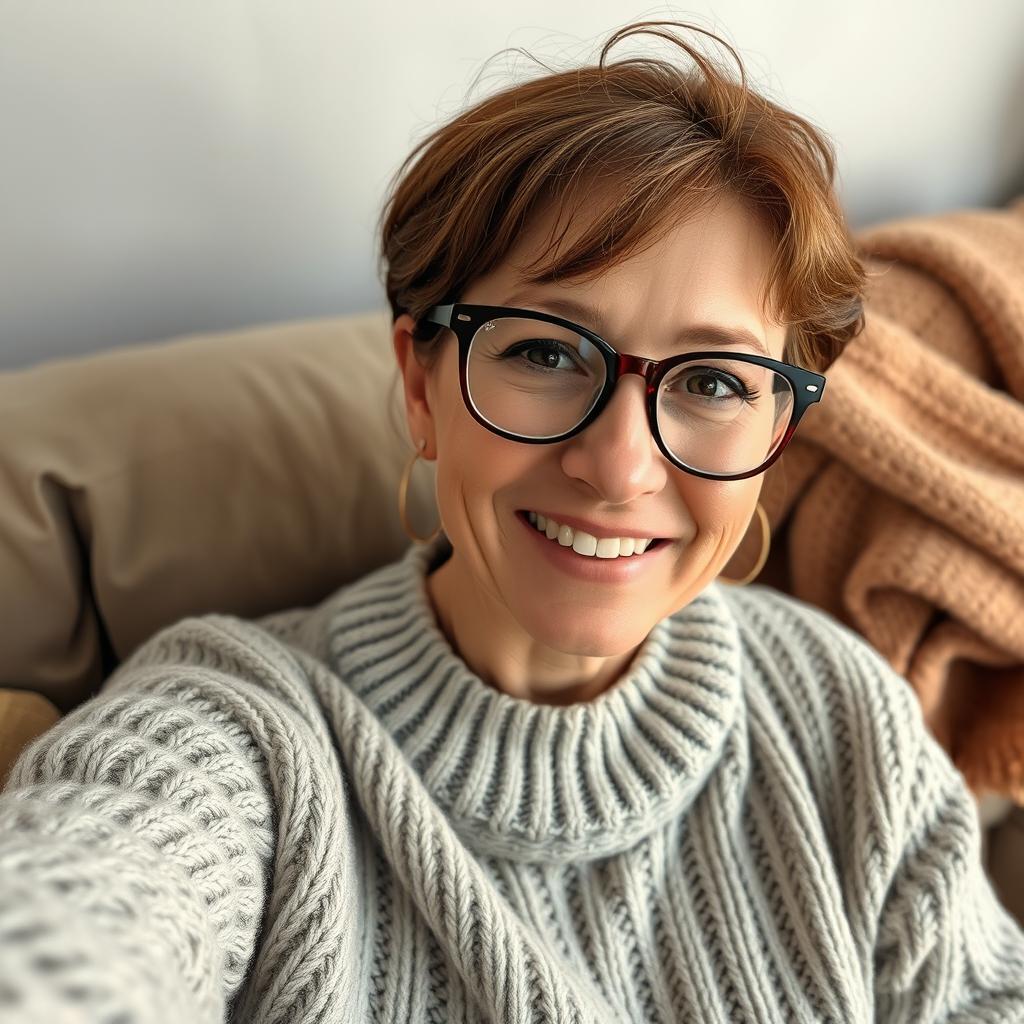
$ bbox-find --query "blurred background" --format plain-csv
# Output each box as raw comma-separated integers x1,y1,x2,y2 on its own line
1,0,1023,371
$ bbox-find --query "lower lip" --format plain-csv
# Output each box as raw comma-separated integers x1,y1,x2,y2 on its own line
516,511,673,582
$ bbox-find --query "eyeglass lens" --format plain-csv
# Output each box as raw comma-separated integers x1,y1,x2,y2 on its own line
465,316,794,476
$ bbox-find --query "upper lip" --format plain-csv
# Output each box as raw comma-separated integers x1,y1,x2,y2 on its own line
521,509,668,540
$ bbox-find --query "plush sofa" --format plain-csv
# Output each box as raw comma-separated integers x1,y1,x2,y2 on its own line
1,306,1021,928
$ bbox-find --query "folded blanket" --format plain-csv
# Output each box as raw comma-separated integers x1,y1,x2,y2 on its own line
758,195,1024,806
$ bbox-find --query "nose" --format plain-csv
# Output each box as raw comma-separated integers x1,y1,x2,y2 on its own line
559,373,668,504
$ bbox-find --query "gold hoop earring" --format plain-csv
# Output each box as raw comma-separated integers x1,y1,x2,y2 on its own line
717,501,771,586
398,438,443,544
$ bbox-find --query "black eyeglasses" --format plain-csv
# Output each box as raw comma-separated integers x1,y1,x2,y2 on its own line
418,302,826,481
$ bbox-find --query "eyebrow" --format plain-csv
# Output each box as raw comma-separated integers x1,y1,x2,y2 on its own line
499,291,772,358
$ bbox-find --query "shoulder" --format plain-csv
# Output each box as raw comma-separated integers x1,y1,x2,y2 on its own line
712,582,939,858
95,609,338,754
11,606,343,801
716,581,923,734
246,551,419,664
108,610,316,695
103,546,416,715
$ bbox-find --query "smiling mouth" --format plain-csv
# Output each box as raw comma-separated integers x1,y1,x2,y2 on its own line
517,510,668,559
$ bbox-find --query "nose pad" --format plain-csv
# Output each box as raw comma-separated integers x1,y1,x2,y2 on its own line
593,373,655,446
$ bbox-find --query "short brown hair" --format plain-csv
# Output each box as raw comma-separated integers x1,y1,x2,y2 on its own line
377,19,867,375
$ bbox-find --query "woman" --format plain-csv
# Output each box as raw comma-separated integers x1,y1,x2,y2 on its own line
1,19,1022,1024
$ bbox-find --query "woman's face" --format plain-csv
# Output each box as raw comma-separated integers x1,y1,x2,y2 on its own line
393,190,788,700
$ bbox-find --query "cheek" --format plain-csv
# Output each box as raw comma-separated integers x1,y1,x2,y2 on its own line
671,477,761,543
434,426,556,545
434,421,517,515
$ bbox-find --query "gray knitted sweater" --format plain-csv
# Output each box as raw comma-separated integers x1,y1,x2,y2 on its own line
2,532,1023,1023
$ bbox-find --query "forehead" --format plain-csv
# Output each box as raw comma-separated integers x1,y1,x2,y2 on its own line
509,184,772,273
467,190,785,359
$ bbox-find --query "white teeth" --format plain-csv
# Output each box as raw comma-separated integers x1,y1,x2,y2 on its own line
524,512,656,559
571,531,598,556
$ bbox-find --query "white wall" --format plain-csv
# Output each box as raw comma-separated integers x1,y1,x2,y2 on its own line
1,0,1022,370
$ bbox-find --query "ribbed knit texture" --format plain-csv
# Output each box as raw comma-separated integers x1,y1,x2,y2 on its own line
1,531,1023,1022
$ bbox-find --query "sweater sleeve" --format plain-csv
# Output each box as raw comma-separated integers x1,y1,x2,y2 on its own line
869,669,1024,1020
0,613,343,1023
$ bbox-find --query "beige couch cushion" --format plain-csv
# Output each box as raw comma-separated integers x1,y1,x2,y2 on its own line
0,311,439,712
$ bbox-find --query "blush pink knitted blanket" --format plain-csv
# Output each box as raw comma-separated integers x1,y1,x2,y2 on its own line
754,195,1024,805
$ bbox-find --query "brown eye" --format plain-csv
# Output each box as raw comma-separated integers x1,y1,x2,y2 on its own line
667,367,749,401
507,340,584,372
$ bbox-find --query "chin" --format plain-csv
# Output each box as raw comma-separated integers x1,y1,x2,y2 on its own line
518,606,651,659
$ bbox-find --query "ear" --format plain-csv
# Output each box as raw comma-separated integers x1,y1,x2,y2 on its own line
392,314,437,459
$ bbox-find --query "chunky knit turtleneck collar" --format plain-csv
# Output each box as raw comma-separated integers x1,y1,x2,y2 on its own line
325,533,744,864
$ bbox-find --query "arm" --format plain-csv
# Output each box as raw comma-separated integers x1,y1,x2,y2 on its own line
872,693,1024,1020
725,583,1024,1019
0,613,346,1023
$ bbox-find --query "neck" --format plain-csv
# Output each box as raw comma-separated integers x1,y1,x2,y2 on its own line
425,545,641,705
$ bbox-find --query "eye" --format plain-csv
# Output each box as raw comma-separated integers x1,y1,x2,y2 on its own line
677,368,755,400
506,339,585,372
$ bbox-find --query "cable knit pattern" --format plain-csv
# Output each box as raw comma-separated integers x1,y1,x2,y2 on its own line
1,531,1022,1022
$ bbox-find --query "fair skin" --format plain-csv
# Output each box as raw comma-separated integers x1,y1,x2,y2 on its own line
393,190,787,706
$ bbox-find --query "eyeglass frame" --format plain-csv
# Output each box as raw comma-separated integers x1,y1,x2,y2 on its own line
417,302,827,482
